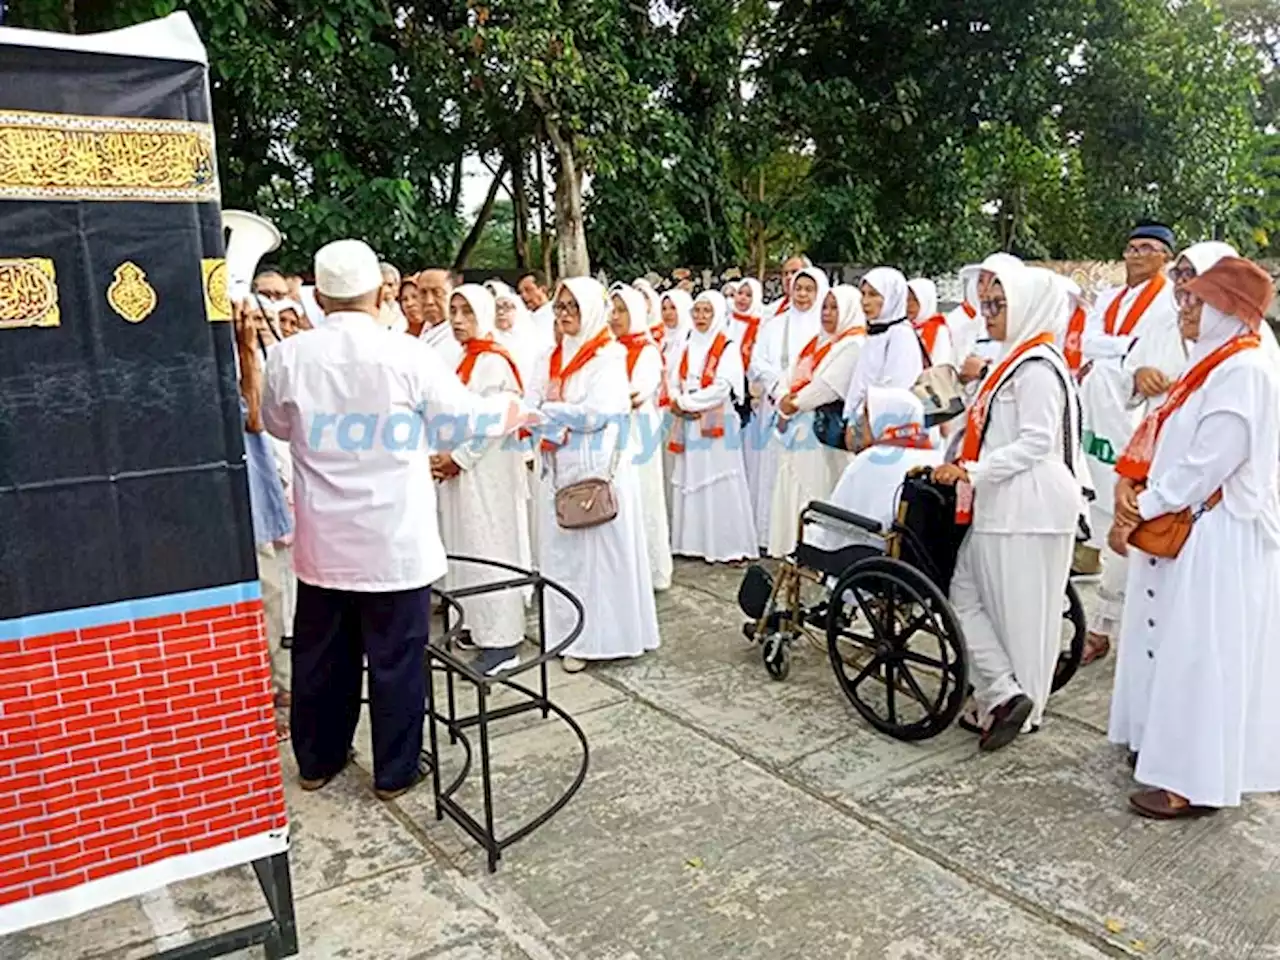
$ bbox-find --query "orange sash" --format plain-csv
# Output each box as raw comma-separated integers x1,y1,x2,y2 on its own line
914,315,947,359
959,332,1058,463
669,332,730,453
1062,306,1087,373
541,328,613,452
1115,334,1261,483
649,321,665,346
1104,274,1166,337
734,311,762,371
457,339,524,393
774,297,789,317
788,327,864,393
618,332,650,378
962,302,976,320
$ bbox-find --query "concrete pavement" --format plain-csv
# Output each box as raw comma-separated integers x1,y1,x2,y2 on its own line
3,558,1277,959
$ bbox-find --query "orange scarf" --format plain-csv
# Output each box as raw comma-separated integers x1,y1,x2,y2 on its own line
960,332,1058,463
649,321,665,346
618,332,650,378
877,422,932,449
773,297,789,317
734,311,762,371
457,339,524,392
962,302,976,320
668,332,730,453
1104,274,1166,337
789,327,864,393
1115,334,1261,483
914,314,947,359
1062,305,1087,373
541,328,613,452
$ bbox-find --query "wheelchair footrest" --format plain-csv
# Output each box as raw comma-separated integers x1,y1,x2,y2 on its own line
737,564,774,620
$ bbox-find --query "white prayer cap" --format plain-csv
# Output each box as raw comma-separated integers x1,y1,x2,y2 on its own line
314,240,382,298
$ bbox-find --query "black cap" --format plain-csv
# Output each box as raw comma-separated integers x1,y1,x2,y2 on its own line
1128,221,1175,253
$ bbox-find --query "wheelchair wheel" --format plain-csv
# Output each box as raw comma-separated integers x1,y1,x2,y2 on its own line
762,633,791,681
826,556,968,741
1052,580,1087,693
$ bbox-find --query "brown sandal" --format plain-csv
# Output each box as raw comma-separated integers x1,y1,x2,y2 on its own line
1129,789,1217,820
1081,632,1111,666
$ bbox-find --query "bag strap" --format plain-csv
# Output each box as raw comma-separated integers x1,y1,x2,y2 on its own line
975,353,1080,477
549,422,624,487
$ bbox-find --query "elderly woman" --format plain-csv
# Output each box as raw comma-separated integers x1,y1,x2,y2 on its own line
842,267,926,440
610,286,673,591
535,278,661,672
768,276,866,556
933,264,1083,752
433,285,532,675
1106,257,1280,819
668,290,759,562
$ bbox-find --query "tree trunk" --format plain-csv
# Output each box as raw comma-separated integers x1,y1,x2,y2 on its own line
448,153,464,215
512,146,531,270
452,156,509,271
536,133,554,284
533,97,589,277
702,187,721,268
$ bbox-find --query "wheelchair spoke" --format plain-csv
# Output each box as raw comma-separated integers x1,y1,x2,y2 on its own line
849,653,885,690
885,660,897,723
850,586,891,645
895,659,935,711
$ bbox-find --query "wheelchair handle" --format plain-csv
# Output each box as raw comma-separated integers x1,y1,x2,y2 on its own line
802,500,884,535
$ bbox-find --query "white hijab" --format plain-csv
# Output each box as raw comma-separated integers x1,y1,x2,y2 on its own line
679,290,745,402
614,286,654,338
991,263,1068,352
633,278,663,327
493,287,551,383
1189,302,1251,364
907,278,939,323
451,283,497,339
661,289,694,361
735,278,764,319
861,267,909,329
558,277,611,359
1181,242,1280,371
789,266,830,331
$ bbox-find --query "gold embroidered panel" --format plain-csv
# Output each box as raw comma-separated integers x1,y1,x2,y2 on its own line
0,258,60,329
0,109,218,203
202,258,230,321
107,261,157,324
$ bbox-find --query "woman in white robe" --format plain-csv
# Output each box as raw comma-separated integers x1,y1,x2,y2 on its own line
907,277,956,369
933,264,1083,750
842,268,926,437
610,286,673,591
814,387,942,548
728,278,769,516
659,289,694,521
534,278,661,672
749,274,824,550
434,285,532,675
768,277,866,556
668,291,759,562
1106,256,1280,817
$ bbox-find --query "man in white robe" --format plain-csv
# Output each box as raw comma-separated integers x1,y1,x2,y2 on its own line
433,285,532,675
412,268,464,368
518,270,557,343
1078,222,1183,665
748,255,817,548
1106,257,1280,817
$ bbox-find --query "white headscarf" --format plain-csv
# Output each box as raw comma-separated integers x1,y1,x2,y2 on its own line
907,278,939,322
861,267,909,329
613,286,653,337
734,277,764,319
451,283,497,339
661,289,694,362
867,386,929,445
633,278,663,327
485,279,514,301
558,277,612,358
1189,302,1251,364
811,285,867,381
679,290,745,402
1180,241,1239,276
990,263,1068,351
789,266,830,331
493,286,551,382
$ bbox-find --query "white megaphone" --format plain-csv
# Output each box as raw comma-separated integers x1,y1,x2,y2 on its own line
222,209,282,303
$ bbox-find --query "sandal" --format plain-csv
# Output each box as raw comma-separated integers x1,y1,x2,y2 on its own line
274,688,292,710
1129,789,1217,820
1081,632,1111,666
274,708,291,743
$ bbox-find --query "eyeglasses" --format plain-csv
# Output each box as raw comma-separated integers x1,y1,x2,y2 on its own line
1170,265,1197,285
979,298,1007,318
552,301,580,317
1174,289,1202,310
1124,243,1165,258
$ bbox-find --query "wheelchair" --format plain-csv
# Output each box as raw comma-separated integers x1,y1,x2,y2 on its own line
737,468,1087,742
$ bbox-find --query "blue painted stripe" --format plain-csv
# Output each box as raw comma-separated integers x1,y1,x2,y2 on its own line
0,582,262,642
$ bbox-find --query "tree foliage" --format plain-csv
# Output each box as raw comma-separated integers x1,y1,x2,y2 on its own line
6,0,1274,275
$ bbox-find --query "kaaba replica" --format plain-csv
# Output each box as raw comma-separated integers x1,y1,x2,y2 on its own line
0,14,293,948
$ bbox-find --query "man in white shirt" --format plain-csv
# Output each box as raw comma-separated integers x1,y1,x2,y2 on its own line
262,239,531,801
412,267,463,367
517,269,557,342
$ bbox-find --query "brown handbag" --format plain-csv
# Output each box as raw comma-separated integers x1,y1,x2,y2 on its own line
1127,487,1222,559
551,447,622,530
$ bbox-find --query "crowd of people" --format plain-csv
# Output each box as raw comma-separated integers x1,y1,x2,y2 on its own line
233,225,1280,820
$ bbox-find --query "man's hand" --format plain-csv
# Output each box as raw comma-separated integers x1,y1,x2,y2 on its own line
233,298,264,353
1134,366,1172,398
779,393,800,417
932,463,970,486
430,453,461,481
959,355,988,384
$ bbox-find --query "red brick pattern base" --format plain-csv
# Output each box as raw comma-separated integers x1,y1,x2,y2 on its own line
0,594,288,912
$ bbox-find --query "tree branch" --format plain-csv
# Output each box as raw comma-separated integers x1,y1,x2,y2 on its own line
453,156,511,270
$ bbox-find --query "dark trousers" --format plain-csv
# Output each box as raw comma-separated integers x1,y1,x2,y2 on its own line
291,582,430,792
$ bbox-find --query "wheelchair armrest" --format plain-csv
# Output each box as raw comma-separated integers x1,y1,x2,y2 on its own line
802,500,884,535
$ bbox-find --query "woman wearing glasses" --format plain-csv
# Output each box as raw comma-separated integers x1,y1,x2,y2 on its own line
933,264,1084,752
1077,223,1185,668
534,278,662,673
1105,257,1280,819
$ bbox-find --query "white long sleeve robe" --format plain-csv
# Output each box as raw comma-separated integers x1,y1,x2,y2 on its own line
628,343,673,590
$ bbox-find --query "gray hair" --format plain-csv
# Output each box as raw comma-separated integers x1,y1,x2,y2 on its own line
379,262,400,284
